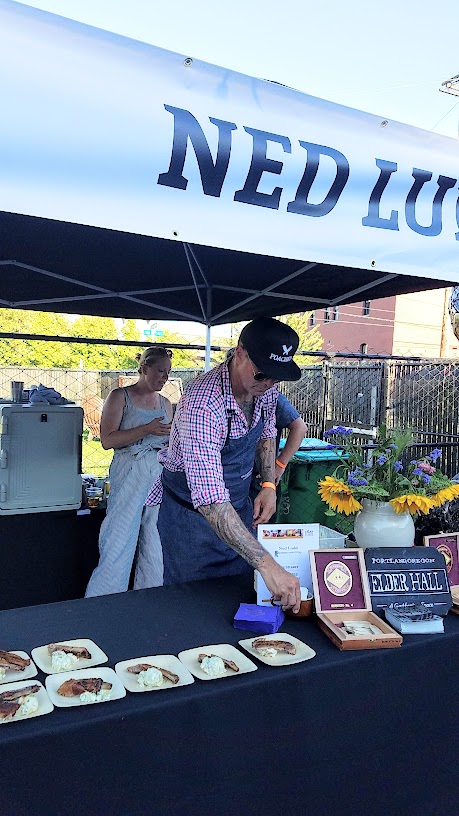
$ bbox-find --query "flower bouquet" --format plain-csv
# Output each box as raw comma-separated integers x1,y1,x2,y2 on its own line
318,424,459,516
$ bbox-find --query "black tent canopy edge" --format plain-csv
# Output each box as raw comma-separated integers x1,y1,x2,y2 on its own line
0,211,453,325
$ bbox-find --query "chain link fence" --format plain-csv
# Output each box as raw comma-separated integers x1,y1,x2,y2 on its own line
1,336,458,511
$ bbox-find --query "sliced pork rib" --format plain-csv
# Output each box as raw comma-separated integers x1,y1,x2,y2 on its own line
197,653,239,672
48,643,91,659
127,664,179,684
0,684,41,703
0,650,31,671
57,678,112,697
252,638,296,655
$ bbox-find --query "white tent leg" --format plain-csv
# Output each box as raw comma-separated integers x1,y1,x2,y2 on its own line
205,325,211,371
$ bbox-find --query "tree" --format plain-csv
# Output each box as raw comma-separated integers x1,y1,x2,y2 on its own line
277,313,323,365
157,329,202,369
69,315,121,370
0,308,74,367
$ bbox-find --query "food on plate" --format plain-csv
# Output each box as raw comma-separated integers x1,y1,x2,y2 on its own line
57,677,112,703
0,683,41,722
57,677,111,696
252,638,296,657
47,643,92,659
197,653,239,676
0,650,31,671
0,701,20,720
127,663,179,686
0,683,41,703
50,651,79,673
0,650,31,679
199,655,226,677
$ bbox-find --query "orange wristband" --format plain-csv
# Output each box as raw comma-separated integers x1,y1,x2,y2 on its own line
275,459,286,470
261,482,276,490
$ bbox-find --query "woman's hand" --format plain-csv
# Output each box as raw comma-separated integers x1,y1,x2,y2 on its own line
146,418,172,436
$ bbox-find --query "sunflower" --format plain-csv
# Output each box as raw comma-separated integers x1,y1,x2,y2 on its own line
390,494,434,515
318,476,363,515
430,484,459,506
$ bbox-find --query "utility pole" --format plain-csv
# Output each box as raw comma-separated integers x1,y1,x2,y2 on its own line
439,76,459,342
440,74,459,97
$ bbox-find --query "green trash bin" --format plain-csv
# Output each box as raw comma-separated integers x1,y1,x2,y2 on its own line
276,438,344,526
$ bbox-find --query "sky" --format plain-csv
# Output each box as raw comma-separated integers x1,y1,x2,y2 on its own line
14,0,459,340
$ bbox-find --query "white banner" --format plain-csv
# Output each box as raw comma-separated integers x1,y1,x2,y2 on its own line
1,0,459,282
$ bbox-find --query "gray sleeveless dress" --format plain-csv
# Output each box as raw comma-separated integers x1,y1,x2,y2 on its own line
86,388,169,597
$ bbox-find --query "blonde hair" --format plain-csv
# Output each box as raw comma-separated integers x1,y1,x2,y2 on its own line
137,346,172,372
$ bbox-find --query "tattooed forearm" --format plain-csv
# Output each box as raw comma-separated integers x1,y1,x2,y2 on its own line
198,502,266,567
257,437,276,483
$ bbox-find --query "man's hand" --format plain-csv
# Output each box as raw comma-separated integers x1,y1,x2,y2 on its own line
252,486,276,526
257,553,301,613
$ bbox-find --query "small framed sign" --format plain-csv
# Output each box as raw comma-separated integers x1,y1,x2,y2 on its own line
424,532,459,588
365,546,452,615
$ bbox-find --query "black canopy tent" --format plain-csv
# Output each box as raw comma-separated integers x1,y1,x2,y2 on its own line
0,210,454,328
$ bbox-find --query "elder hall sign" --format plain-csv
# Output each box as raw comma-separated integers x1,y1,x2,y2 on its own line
364,547,452,615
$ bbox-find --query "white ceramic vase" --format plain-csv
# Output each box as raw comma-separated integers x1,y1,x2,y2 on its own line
353,498,415,549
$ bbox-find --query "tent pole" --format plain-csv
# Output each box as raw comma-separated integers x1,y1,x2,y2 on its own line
205,325,211,371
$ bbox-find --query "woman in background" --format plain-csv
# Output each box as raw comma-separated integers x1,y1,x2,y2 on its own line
86,347,173,597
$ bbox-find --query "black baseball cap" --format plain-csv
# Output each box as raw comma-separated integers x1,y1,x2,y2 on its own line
238,318,301,382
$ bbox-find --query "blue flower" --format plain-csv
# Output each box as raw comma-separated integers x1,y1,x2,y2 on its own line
430,448,442,462
389,443,398,450
422,474,432,484
377,455,387,465
413,467,423,476
324,426,353,437
410,459,417,465
394,461,403,473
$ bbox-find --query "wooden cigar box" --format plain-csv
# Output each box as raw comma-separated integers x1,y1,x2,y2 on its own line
309,548,402,650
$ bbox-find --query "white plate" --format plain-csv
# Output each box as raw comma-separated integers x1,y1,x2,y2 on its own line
45,667,126,707
0,679,54,724
115,655,194,693
0,651,38,684
238,633,316,666
178,643,257,681
31,639,108,674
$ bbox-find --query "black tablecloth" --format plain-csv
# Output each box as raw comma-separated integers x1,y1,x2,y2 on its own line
0,509,102,609
1,573,458,816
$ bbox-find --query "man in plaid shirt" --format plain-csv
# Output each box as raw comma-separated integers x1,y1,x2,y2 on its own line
146,317,303,612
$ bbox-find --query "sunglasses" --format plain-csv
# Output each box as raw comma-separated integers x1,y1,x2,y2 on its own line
248,357,278,384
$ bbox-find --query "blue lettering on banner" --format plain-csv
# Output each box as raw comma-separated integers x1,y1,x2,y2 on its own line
157,105,459,241
233,127,291,210
405,170,457,237
286,142,349,217
157,105,237,197
362,159,399,231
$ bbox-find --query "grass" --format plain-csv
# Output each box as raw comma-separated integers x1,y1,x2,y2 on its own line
82,433,113,478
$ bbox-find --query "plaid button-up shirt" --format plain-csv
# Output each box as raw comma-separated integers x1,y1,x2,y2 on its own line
145,362,277,508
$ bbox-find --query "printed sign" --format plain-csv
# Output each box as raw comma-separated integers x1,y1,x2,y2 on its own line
365,547,452,615
255,524,320,605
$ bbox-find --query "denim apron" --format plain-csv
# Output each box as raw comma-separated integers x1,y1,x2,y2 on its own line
158,405,265,585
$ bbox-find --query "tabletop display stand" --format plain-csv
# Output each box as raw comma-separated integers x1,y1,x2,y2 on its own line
309,548,402,650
